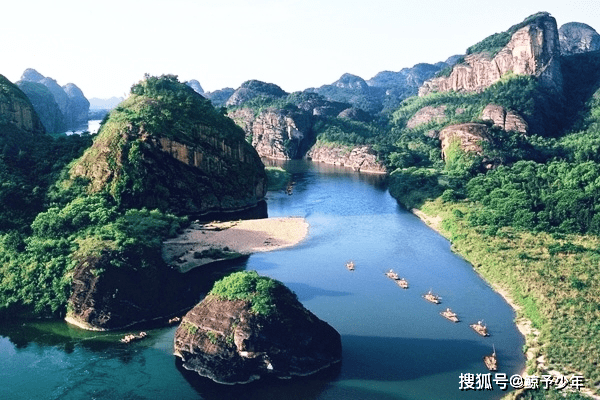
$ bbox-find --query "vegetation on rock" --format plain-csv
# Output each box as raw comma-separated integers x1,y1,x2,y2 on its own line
209,270,297,316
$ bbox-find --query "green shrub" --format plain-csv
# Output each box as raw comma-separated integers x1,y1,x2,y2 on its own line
209,271,297,316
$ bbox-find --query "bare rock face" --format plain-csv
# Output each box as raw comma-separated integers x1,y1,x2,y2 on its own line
481,104,528,133
0,75,45,134
439,123,490,161
406,105,447,129
66,250,193,330
419,14,562,96
229,107,314,160
173,278,342,384
559,22,600,55
306,144,387,173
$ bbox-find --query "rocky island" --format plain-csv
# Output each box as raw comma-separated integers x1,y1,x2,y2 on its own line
173,271,342,384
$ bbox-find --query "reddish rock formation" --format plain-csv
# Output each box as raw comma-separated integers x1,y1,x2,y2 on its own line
306,144,387,173
229,107,314,160
439,123,490,161
173,291,342,384
481,104,528,133
419,14,562,96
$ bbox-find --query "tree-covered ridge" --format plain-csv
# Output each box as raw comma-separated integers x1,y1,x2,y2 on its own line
69,75,266,212
127,74,246,143
0,75,267,319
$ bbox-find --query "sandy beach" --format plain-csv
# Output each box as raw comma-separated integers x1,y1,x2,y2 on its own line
163,217,309,273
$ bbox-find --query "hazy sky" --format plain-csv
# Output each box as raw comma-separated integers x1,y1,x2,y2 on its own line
2,0,599,99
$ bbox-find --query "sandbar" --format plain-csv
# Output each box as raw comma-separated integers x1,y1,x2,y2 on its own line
163,217,309,273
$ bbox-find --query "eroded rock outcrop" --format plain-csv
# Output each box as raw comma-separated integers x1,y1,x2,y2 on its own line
406,105,447,129
419,13,563,96
70,75,267,216
229,107,314,160
173,272,342,384
439,123,490,161
559,22,600,55
306,144,387,173
481,104,528,133
0,75,45,135
66,250,195,331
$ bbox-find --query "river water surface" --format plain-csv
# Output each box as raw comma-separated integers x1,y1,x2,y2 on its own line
0,160,525,399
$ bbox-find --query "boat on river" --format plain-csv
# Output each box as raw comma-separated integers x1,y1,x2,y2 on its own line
470,321,489,336
395,278,409,289
423,290,440,304
440,307,459,322
385,269,408,288
120,332,147,343
483,345,498,371
346,261,355,271
385,269,399,280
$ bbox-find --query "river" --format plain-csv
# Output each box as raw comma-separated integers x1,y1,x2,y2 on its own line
0,160,525,399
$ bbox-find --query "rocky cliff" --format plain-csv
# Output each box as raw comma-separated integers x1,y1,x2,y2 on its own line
229,107,314,160
70,76,267,216
18,69,90,130
67,249,194,330
306,143,386,173
0,75,45,135
419,13,563,96
173,271,342,384
481,104,528,133
559,22,600,55
438,123,490,162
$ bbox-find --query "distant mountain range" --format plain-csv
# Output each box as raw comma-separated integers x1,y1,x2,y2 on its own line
88,96,124,110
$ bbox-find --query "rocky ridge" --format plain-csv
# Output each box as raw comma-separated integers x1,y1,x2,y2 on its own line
419,13,563,96
559,22,600,55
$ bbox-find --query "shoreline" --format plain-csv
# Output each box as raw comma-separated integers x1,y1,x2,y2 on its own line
163,217,309,273
411,207,600,399
410,209,535,374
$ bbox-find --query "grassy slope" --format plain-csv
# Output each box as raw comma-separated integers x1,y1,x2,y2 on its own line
416,198,599,398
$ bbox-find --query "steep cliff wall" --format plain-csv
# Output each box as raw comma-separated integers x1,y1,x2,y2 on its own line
229,107,314,160
439,123,490,162
481,104,528,133
419,14,563,96
0,75,45,135
70,76,267,216
306,143,387,173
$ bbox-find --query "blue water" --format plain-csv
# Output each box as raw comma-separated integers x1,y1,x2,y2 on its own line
0,160,524,399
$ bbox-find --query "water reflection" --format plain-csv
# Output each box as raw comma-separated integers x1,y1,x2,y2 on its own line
176,357,341,400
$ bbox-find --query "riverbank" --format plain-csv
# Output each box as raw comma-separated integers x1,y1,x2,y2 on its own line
411,199,600,399
163,217,309,273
